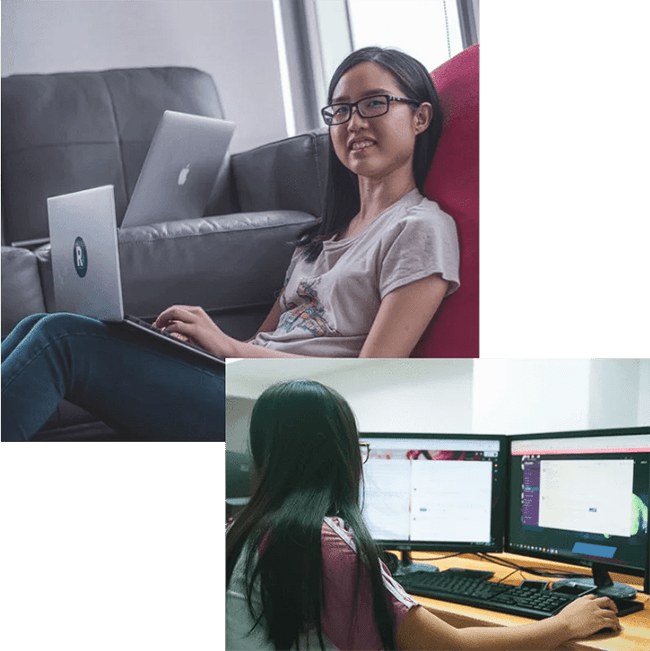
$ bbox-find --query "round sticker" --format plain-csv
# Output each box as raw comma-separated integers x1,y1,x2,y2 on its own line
73,237,88,278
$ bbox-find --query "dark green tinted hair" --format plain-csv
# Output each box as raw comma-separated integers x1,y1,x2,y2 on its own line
226,380,394,649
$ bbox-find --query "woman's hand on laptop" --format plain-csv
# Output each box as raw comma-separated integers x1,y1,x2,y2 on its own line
168,331,190,343
153,305,237,357
154,304,307,359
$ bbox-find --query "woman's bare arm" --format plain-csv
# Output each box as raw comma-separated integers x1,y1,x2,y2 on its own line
154,304,308,358
396,595,620,651
246,293,283,341
359,274,448,358
156,275,448,359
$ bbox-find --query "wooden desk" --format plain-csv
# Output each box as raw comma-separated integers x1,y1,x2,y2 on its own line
402,551,649,651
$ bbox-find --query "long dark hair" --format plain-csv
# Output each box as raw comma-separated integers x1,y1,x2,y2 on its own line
226,380,394,650
299,46,443,262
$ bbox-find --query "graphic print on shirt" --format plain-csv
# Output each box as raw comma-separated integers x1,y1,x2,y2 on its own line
278,278,338,338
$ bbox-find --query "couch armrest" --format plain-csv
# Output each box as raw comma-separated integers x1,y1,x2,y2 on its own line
1,246,46,338
231,129,329,218
36,211,317,339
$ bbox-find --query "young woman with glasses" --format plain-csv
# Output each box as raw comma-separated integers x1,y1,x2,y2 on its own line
226,380,620,650
226,380,620,651
2,47,458,439
155,46,459,358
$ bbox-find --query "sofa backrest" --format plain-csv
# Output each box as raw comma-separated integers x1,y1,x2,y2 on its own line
231,129,329,220
414,44,480,359
1,67,224,246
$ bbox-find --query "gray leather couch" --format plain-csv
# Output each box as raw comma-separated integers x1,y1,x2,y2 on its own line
1,66,326,440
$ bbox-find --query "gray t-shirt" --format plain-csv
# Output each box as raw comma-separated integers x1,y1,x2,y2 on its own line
250,189,460,357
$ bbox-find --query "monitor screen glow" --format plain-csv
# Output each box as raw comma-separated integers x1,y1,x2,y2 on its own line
507,428,650,576
360,434,506,552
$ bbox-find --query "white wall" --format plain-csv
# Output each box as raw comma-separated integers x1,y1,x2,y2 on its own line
638,359,650,425
226,358,649,454
472,359,592,434
226,358,474,453
588,359,645,430
1,0,287,152
472,358,649,434
322,359,474,434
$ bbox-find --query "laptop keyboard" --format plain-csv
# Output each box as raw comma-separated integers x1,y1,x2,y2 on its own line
125,315,224,363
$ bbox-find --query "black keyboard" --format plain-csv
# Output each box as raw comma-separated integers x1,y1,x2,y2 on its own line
397,571,644,620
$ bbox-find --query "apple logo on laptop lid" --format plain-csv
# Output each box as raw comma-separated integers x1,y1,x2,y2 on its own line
178,164,190,186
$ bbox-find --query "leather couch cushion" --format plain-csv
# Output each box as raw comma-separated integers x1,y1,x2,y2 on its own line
415,44,479,358
232,129,329,218
118,210,316,318
2,67,225,245
1,246,46,338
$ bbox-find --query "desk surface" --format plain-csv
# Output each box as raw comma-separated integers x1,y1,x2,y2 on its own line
401,551,649,651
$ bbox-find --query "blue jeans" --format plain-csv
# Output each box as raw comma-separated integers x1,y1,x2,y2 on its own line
1,313,224,441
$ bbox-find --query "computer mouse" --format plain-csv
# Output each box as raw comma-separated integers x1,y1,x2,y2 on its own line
594,626,619,636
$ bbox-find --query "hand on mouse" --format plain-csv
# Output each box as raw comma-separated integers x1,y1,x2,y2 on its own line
555,594,620,639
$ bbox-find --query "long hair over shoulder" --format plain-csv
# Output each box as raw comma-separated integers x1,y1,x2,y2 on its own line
226,380,394,650
298,46,443,262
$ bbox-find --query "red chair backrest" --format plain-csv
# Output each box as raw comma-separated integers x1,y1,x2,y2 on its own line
413,44,479,358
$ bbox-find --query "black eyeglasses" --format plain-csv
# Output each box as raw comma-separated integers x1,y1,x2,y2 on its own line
321,94,420,126
359,442,370,464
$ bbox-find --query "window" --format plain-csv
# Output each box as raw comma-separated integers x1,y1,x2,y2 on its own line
348,0,464,72
315,0,470,97
275,0,478,134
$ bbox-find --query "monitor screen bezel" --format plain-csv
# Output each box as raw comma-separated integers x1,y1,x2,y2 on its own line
505,426,650,578
359,432,508,554
646,449,650,593
646,537,650,591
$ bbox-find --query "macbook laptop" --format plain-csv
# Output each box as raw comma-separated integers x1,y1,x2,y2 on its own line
47,185,224,365
120,110,235,227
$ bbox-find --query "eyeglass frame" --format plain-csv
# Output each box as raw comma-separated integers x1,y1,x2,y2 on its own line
359,441,370,464
321,94,421,126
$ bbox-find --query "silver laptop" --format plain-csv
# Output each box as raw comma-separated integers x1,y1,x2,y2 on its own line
120,110,235,227
47,185,224,365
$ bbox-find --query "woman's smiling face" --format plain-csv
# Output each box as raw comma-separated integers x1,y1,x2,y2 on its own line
329,61,430,184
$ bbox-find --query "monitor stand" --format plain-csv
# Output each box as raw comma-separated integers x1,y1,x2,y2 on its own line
553,563,637,599
391,550,440,577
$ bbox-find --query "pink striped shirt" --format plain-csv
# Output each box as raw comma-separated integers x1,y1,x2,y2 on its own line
226,516,418,650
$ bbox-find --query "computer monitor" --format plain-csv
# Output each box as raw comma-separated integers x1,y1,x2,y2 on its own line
507,427,650,598
359,433,507,573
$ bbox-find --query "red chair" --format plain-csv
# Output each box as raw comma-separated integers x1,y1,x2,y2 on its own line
413,44,479,358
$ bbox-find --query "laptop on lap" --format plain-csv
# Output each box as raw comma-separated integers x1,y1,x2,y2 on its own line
45,110,234,365
47,185,224,365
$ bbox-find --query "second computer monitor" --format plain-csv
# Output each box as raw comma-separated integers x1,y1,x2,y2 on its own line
359,433,507,552
506,427,649,585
